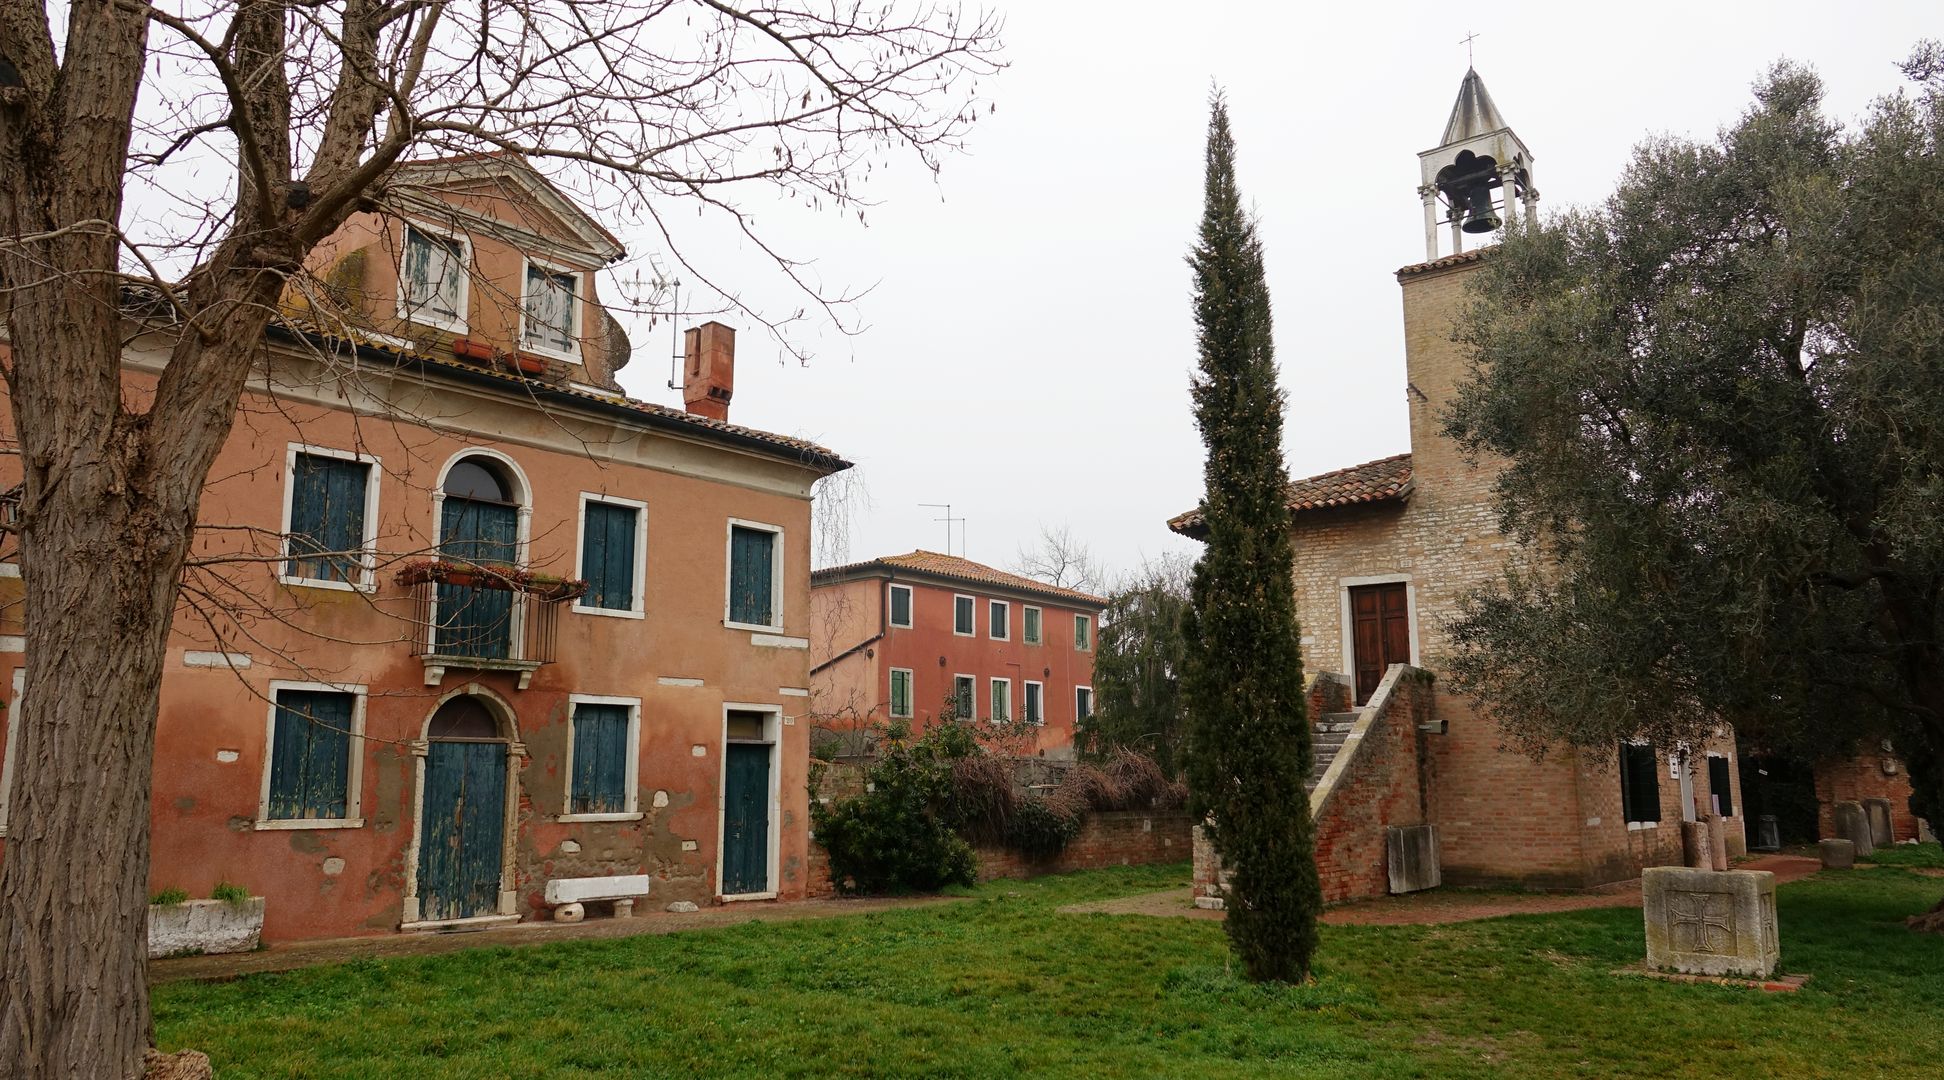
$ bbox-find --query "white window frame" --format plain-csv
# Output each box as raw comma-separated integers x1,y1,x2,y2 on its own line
1074,613,1094,652
1336,573,1422,677
561,693,643,822
395,220,471,334
256,679,368,830
517,254,584,363
429,448,535,659
572,492,648,619
0,668,21,836
723,517,786,632
1622,738,1660,831
989,677,1012,723
888,668,915,719
1075,685,1094,723
1705,750,1736,818
953,674,977,721
952,593,976,637
988,599,1010,641
278,443,382,593
1023,605,1043,645
1023,680,1044,726
888,583,914,629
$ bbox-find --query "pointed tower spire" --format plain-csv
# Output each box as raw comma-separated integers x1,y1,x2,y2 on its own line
1417,68,1537,261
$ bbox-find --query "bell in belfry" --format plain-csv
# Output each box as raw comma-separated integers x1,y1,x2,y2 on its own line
1460,180,1501,233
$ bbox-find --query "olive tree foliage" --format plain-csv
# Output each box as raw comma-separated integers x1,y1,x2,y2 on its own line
1179,96,1321,982
0,2,1001,1075
1082,553,1191,775
1442,50,1944,929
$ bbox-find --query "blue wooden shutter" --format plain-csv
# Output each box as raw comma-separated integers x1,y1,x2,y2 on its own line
288,455,367,583
581,502,637,610
729,526,774,625
570,703,630,814
267,690,352,819
438,497,519,657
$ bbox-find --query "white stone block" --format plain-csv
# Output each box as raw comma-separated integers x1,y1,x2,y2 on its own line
544,875,652,905
148,898,264,958
1642,867,1779,979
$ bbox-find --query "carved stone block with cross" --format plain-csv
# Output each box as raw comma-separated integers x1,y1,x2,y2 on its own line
1642,867,1780,979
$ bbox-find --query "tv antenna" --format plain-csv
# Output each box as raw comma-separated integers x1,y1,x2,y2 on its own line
918,502,965,556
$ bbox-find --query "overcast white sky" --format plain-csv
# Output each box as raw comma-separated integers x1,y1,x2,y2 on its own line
607,3,1933,579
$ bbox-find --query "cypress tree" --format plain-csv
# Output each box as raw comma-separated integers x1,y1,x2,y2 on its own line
1180,95,1321,982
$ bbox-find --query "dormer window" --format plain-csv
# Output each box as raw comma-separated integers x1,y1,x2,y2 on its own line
522,261,580,359
400,224,468,331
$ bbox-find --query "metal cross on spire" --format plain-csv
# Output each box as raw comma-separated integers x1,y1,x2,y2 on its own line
1460,30,1479,67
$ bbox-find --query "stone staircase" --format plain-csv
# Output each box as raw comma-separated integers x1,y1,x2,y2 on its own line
1310,712,1359,791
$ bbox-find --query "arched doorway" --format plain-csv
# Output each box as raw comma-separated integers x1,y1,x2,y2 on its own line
436,454,523,658
412,694,516,923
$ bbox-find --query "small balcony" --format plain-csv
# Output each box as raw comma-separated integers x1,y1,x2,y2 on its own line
399,561,584,689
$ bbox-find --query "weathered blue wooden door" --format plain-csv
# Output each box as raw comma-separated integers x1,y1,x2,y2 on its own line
722,743,771,895
438,496,519,657
418,740,506,921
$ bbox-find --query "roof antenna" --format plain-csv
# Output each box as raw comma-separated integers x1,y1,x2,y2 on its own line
1460,30,1479,67
663,277,684,391
918,502,965,556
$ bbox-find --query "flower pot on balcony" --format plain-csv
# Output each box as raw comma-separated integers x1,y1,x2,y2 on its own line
509,353,548,376
452,337,496,364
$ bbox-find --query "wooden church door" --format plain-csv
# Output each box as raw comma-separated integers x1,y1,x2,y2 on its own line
1349,582,1411,705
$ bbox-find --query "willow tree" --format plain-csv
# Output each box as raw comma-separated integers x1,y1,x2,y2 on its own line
1445,48,1944,931
1180,96,1321,982
0,3,1001,1074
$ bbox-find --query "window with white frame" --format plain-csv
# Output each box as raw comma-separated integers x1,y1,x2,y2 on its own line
565,696,640,818
1074,614,1093,651
1023,606,1042,645
1075,686,1094,723
1620,741,1662,827
889,668,914,719
576,494,645,616
522,261,580,358
889,584,914,629
400,224,467,329
259,683,365,827
726,520,783,628
953,594,975,636
989,677,1012,723
953,675,976,720
1023,681,1043,726
282,446,378,590
0,669,21,836
989,599,1010,641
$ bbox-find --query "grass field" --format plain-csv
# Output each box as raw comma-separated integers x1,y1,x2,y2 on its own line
1863,840,1944,869
155,861,1944,1079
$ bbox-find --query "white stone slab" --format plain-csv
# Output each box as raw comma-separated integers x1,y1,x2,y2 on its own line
148,898,264,958
544,875,652,905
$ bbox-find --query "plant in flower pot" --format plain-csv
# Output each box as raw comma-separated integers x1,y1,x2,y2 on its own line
395,559,517,590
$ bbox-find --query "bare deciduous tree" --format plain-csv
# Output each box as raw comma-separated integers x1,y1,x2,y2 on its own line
0,2,1001,1074
1011,523,1104,596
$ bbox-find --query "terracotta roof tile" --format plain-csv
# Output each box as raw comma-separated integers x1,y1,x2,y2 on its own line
1168,452,1413,535
1395,248,1487,277
813,550,1107,608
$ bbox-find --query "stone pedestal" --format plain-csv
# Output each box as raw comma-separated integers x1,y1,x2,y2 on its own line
1863,799,1894,847
1819,838,1855,869
1643,867,1779,979
1192,825,1230,910
1834,802,1875,857
1681,821,1712,868
1705,815,1729,871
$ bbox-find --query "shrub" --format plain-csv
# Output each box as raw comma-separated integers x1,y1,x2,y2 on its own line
150,887,189,906
812,720,979,894
211,881,251,905
1004,795,1083,857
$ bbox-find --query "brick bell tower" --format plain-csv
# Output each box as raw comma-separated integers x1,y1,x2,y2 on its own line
1417,67,1538,261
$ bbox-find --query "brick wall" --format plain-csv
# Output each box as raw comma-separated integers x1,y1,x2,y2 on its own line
1312,667,1433,903
1816,752,1921,843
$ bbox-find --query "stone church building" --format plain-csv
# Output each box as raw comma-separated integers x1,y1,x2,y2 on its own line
1173,70,1747,902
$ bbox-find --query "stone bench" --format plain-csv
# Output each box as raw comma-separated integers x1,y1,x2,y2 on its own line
543,875,652,922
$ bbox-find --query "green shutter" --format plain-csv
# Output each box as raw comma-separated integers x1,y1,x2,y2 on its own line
955,596,973,634
581,502,637,610
438,497,519,658
729,526,774,625
267,690,353,820
287,454,368,583
890,586,911,626
570,703,630,814
891,671,912,717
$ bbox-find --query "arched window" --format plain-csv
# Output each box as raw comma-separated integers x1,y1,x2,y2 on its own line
443,459,512,504
436,454,525,659
427,696,502,741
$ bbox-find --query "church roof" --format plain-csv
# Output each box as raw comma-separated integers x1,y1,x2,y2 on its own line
1168,453,1414,537
1440,68,1509,146
812,550,1107,608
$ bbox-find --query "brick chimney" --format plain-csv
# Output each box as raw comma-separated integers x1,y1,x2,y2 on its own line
682,322,735,422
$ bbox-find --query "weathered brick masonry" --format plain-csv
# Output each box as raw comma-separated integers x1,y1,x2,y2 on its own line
1816,753,1921,843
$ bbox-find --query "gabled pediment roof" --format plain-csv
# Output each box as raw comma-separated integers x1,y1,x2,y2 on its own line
389,151,626,263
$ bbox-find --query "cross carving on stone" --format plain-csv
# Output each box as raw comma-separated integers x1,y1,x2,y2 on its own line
1665,890,1736,955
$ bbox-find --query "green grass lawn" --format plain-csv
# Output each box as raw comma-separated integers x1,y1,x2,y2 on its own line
1863,840,1944,869
155,863,1944,1079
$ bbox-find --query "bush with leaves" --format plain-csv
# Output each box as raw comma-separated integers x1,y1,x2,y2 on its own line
811,720,979,894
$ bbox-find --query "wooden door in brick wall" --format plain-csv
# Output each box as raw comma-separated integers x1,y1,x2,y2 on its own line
1349,583,1411,705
